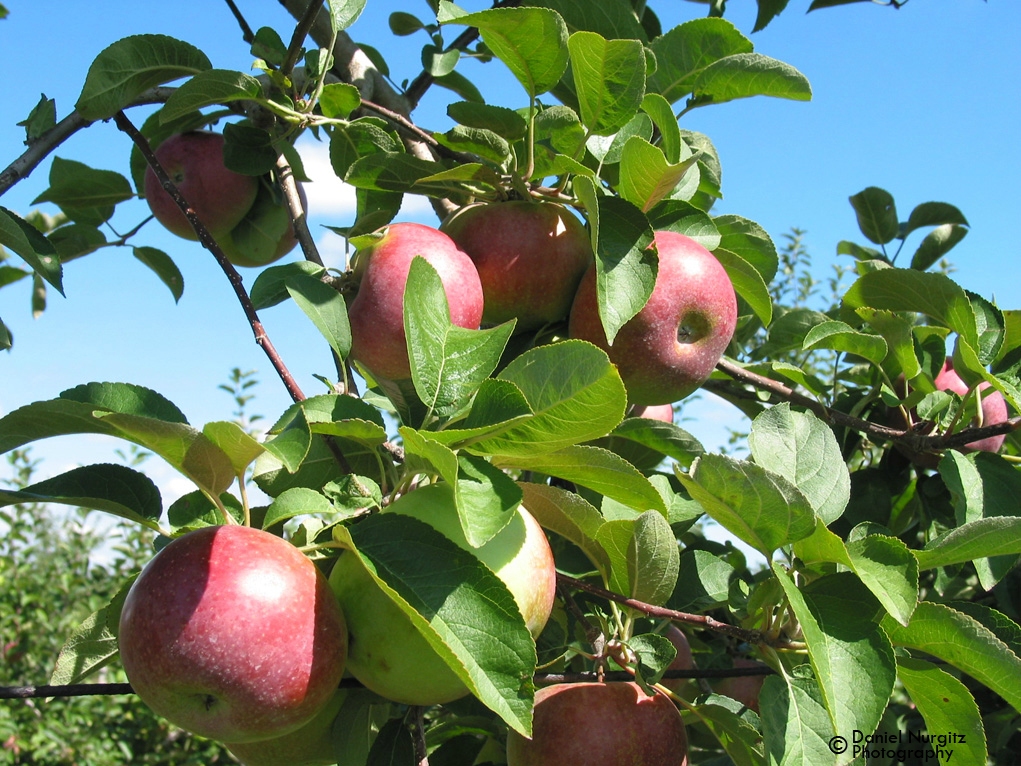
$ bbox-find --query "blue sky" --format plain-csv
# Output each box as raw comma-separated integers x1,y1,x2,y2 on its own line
1,0,1019,501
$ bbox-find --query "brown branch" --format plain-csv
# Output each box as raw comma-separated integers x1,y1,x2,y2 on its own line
281,0,325,79
223,0,256,43
556,574,783,648
714,357,1021,453
0,88,177,199
274,154,323,267
113,111,308,406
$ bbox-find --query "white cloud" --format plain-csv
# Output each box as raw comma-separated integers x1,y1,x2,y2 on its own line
296,138,358,218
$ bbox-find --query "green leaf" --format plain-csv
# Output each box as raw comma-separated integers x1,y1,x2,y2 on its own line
714,215,778,286
0,206,63,294
627,510,679,606
677,454,816,558
753,0,792,32
249,261,326,309
748,403,850,525
422,44,460,77
855,308,920,380
693,53,811,105
585,114,652,165
433,126,511,166
495,445,668,518
404,257,515,420
319,82,361,119
469,340,627,457
285,273,352,362
760,674,836,766
335,513,536,735
775,569,896,745
802,320,887,366
848,187,899,245
76,34,212,120
328,0,367,32
568,32,646,136
32,157,133,226
648,18,753,104
17,94,57,142
882,602,1021,715
910,224,968,272
133,246,183,302
366,719,415,766
519,481,610,578
603,415,705,471
445,7,570,98
0,318,11,351
713,247,772,327
668,549,736,612
640,93,682,164
686,699,765,766
619,137,699,213
455,454,522,548
262,487,336,530
0,464,162,531
50,577,134,686
329,118,401,178
896,657,988,763
160,69,262,122
447,101,528,140
591,195,657,345
345,152,449,194
902,201,969,239
845,535,918,627
521,0,647,42
841,268,979,351
939,452,1021,589
915,516,1021,571
202,420,265,476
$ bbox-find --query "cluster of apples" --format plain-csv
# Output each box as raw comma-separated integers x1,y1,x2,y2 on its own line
144,131,301,267
348,200,739,407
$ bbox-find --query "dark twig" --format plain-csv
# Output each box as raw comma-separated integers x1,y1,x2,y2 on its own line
281,0,325,79
223,0,256,43
274,154,323,267
556,573,785,648
1,683,134,699
113,111,308,406
714,357,1021,453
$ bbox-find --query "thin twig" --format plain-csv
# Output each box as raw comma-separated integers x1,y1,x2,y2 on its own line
555,574,783,648
113,111,307,405
282,0,325,79
274,154,323,266
714,357,1021,452
223,0,256,43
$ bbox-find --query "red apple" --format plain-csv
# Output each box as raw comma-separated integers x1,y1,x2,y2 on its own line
118,525,347,744
713,657,767,713
934,358,1008,454
329,483,557,706
220,180,306,268
569,231,737,406
144,131,258,240
347,222,484,381
506,682,688,766
224,689,347,766
440,201,592,331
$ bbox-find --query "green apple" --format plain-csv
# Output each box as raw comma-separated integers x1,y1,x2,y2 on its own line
220,180,305,268
569,231,737,406
118,525,347,744
440,200,592,331
328,483,556,706
506,682,689,765
143,131,258,240
347,223,484,381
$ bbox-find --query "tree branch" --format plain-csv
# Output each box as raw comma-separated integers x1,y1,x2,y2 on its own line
113,111,308,406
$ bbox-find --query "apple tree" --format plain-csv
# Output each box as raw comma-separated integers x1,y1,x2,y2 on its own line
1,0,1020,764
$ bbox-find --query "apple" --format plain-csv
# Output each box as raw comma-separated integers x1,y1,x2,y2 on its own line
347,222,485,381
143,131,258,240
569,231,737,406
660,625,694,694
329,483,557,706
220,180,306,268
630,403,675,423
506,682,688,766
713,657,767,713
934,358,1009,454
118,525,348,744
440,201,593,331
225,689,347,766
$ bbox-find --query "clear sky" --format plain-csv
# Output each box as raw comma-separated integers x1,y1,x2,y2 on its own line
1,0,1019,503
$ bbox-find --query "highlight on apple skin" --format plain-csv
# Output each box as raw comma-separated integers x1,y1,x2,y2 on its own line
347,222,484,382
117,525,348,744
506,681,689,766
441,200,593,331
569,231,738,407
328,483,557,707
143,131,258,241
